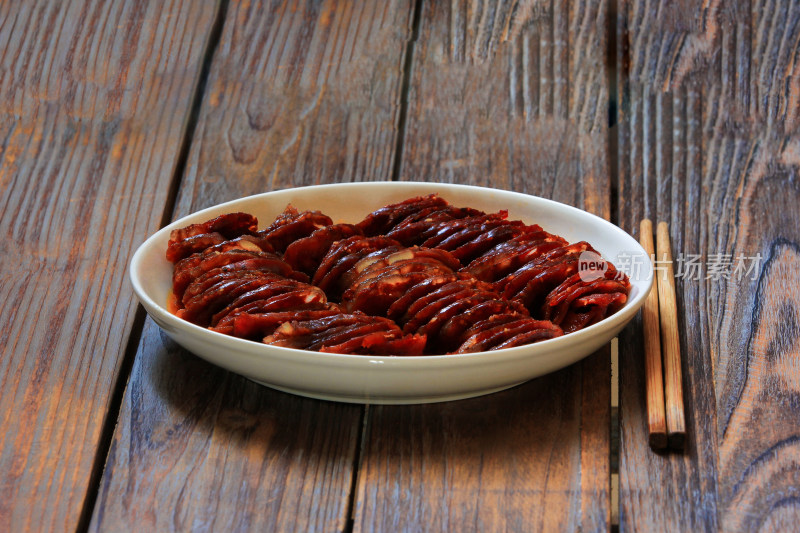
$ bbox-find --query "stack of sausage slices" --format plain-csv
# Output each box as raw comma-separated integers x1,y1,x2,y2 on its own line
166,194,630,356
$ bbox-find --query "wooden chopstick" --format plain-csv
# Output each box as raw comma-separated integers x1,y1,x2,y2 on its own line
639,220,667,449
655,222,686,449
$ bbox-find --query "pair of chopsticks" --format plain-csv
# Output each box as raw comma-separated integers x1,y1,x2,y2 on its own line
639,220,685,451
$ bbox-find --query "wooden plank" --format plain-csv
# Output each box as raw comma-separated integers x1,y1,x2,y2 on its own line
92,330,364,532
90,1,416,531
354,1,613,531
0,1,220,531
617,0,800,530
174,0,417,213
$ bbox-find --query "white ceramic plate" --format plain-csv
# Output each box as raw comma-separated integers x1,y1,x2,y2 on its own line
131,182,652,404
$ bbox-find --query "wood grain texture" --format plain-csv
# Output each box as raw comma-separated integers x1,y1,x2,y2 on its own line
617,0,800,530
177,0,416,213
356,349,610,533
90,1,416,530
398,0,611,215
354,1,613,531
0,1,219,531
91,327,362,532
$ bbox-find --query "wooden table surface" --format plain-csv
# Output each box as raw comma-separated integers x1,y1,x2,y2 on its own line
2,1,799,531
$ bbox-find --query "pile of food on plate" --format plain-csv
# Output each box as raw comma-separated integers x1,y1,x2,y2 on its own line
165,194,630,355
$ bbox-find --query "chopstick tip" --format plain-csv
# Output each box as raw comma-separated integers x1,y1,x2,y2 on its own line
668,432,686,450
649,431,668,450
